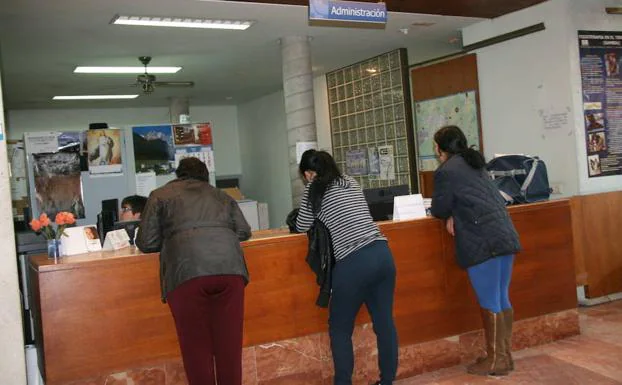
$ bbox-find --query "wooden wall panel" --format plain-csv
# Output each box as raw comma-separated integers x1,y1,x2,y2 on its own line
30,200,577,384
571,191,622,298
410,54,482,198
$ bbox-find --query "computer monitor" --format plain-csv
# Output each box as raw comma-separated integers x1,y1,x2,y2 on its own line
113,220,141,245
363,185,410,221
101,199,119,223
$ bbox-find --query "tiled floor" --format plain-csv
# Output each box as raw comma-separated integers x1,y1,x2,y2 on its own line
396,300,622,384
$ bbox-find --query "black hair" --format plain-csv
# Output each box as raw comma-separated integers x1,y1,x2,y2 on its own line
298,150,342,213
175,157,210,182
433,125,486,170
121,195,148,215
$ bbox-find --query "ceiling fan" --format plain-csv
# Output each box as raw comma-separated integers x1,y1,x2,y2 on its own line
133,56,194,94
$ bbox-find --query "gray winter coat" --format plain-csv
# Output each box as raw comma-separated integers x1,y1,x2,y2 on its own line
431,154,521,269
136,177,251,302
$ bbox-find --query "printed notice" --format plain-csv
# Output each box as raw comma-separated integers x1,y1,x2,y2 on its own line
378,145,395,180
25,132,60,154
296,142,317,164
136,171,156,197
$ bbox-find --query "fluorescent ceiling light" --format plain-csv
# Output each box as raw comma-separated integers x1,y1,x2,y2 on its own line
111,15,254,30
74,66,181,74
53,95,139,100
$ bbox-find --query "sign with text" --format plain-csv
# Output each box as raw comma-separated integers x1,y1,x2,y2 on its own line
578,31,622,178
309,0,387,29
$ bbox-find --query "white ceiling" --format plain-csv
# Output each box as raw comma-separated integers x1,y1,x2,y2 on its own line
0,0,482,110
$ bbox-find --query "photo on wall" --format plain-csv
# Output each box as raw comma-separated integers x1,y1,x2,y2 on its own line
132,125,175,175
173,123,213,146
87,128,123,174
32,152,85,219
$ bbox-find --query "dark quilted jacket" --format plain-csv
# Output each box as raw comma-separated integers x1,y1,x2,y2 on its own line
431,154,521,269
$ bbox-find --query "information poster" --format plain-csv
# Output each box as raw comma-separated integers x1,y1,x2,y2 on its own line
578,31,622,177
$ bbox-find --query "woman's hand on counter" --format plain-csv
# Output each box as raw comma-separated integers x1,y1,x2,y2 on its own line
446,217,455,237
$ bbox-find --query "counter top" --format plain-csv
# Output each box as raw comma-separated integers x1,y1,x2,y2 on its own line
30,199,570,274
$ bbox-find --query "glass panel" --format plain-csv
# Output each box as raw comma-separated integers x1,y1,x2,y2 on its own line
394,104,405,121
381,71,391,89
374,110,384,125
337,86,345,100
362,78,372,94
347,99,355,115
375,125,385,141
397,138,409,155
349,131,358,144
352,64,362,81
386,123,396,139
353,80,363,97
354,96,364,112
371,73,381,91
392,87,404,103
379,54,390,72
382,89,393,105
391,69,402,87
384,106,394,123
344,67,352,83
366,126,375,142
355,113,365,128
339,101,346,116
340,117,347,131
389,51,400,69
363,94,373,110
329,87,338,101
358,129,366,144
347,115,356,130
330,103,339,118
372,92,383,108
331,118,340,132
364,110,374,126
396,121,407,138
345,83,353,99
335,71,344,85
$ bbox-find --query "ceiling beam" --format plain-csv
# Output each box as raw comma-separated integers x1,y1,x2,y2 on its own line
230,0,548,18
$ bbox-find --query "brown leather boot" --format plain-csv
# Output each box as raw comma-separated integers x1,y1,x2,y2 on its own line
467,309,510,376
502,308,514,371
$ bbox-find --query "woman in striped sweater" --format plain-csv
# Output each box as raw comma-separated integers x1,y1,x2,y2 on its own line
295,150,399,385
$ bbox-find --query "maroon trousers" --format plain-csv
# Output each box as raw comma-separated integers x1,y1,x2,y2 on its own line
167,275,245,385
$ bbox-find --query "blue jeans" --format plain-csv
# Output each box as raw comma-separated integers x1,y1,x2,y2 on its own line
467,255,515,313
329,240,398,385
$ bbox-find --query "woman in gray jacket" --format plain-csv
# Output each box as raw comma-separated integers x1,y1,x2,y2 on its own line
136,157,251,385
431,126,521,377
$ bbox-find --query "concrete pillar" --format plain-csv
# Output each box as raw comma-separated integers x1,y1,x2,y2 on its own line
0,57,27,383
281,36,317,207
169,97,190,124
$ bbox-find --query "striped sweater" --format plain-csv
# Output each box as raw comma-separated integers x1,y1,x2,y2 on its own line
295,176,386,261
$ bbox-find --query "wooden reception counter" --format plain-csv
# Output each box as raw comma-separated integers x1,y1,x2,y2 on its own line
29,199,578,385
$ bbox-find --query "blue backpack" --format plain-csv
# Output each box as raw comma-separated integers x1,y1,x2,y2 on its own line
485,155,552,205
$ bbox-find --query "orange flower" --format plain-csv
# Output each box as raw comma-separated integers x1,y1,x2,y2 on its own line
65,212,76,225
39,213,51,227
30,219,42,232
55,211,76,226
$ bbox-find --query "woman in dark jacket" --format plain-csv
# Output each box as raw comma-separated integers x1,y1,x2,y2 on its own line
296,150,398,385
430,126,521,376
136,157,251,385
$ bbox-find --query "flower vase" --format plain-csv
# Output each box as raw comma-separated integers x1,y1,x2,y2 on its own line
47,239,61,259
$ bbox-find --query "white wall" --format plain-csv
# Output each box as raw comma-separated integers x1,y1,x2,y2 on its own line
0,61,28,383
462,0,579,197
237,90,292,228
462,0,622,196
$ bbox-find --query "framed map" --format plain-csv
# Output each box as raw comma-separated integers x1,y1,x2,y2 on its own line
414,91,480,171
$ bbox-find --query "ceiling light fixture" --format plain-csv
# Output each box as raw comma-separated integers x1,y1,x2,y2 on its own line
53,95,139,100
366,68,378,74
74,66,181,74
111,15,254,30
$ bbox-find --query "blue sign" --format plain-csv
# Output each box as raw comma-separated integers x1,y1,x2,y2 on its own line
309,0,387,27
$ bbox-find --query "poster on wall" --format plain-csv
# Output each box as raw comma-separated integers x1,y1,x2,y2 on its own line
173,123,213,146
32,152,85,219
345,149,368,175
132,125,175,175
174,146,216,186
378,145,395,180
578,31,622,177
368,147,381,175
414,91,479,171
86,128,123,175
